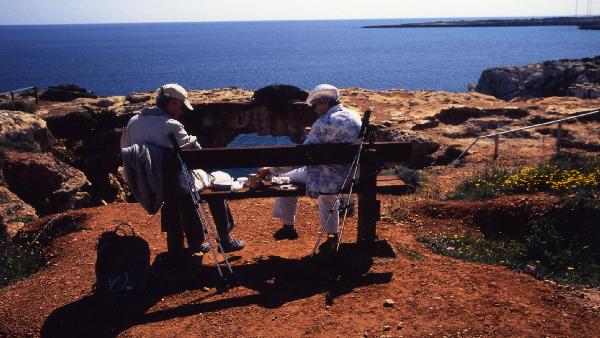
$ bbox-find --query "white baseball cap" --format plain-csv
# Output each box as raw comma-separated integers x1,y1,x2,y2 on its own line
158,83,194,111
306,84,340,104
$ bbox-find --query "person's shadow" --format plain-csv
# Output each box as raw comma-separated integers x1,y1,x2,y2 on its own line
40,241,395,338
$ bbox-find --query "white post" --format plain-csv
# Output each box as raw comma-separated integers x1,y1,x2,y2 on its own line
493,135,500,160
556,122,563,154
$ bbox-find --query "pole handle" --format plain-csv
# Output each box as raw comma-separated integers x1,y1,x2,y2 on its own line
359,109,372,138
168,133,181,152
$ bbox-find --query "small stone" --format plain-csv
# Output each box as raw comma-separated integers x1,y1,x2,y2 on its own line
489,282,498,288
383,299,395,307
383,325,391,331
202,287,210,292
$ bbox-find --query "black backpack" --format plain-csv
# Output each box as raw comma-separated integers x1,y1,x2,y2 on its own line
94,223,150,299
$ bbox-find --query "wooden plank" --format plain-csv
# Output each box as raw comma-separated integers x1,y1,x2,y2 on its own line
199,176,409,200
179,142,412,169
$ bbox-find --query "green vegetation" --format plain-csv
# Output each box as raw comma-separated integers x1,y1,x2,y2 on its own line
419,217,600,287
0,239,45,288
447,153,600,200
0,216,84,288
425,153,600,286
419,234,526,266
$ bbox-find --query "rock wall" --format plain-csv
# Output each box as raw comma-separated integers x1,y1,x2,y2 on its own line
0,111,53,152
2,151,90,215
182,102,316,147
475,56,600,100
37,98,317,208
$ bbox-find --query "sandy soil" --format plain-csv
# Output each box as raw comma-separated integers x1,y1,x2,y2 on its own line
0,195,598,337
1,88,599,337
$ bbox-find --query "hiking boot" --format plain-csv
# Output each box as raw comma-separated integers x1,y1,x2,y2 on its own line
273,224,299,240
219,237,246,253
318,233,340,254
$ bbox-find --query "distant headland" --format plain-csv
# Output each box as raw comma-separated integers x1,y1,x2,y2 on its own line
362,16,600,30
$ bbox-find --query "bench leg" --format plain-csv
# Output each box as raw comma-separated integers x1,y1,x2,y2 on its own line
357,149,379,243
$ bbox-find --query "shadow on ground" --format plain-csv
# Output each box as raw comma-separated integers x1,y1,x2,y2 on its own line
40,241,395,338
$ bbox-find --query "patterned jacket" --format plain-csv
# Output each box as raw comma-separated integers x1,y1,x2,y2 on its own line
303,104,362,198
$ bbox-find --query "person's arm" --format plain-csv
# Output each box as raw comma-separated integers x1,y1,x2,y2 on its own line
302,121,324,145
167,120,201,149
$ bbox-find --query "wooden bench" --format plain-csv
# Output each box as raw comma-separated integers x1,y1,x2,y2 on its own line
165,142,411,242
165,141,412,243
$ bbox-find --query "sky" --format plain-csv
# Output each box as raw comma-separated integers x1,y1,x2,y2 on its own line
0,0,597,25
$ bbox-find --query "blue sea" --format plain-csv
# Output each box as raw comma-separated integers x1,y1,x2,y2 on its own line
1,19,600,96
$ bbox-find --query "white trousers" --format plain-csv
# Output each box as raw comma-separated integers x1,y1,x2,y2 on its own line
272,167,339,233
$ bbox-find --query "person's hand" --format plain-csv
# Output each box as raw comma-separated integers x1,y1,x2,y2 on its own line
257,167,271,180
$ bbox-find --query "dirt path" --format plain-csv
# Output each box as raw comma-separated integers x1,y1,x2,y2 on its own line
0,199,598,337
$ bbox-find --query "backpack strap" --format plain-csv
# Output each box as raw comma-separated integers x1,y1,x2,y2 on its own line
114,222,137,237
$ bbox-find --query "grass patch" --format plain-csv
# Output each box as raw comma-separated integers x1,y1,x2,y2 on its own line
419,232,600,287
0,239,45,288
419,198,600,287
447,153,600,200
419,234,526,266
0,215,85,288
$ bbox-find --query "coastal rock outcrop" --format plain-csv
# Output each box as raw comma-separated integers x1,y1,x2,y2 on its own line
0,111,53,152
0,186,38,239
475,56,600,100
1,151,90,215
39,84,97,102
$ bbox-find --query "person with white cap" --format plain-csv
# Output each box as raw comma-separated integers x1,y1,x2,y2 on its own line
257,84,362,252
121,83,245,267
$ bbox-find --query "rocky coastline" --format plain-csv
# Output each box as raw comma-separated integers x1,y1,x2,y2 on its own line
1,57,600,240
362,16,600,29
474,56,600,100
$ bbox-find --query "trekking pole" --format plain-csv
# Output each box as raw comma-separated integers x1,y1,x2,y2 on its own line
310,109,372,255
174,146,234,277
168,134,234,280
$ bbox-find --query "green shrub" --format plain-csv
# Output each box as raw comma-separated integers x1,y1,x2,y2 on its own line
447,153,600,200
418,234,527,266
0,239,45,288
0,215,85,288
446,166,513,200
418,197,600,287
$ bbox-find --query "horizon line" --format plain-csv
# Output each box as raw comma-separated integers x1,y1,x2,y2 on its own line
0,14,593,27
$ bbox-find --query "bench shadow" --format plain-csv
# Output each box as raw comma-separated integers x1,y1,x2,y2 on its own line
40,241,395,338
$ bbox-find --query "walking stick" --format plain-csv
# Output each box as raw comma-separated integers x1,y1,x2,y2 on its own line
168,134,234,281
310,109,372,255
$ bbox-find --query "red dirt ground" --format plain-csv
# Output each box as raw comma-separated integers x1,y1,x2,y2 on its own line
1,195,598,337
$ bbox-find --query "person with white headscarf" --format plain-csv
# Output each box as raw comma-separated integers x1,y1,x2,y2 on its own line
257,84,362,252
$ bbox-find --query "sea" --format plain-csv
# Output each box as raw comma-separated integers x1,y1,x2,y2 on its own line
1,18,600,96
1,18,600,164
